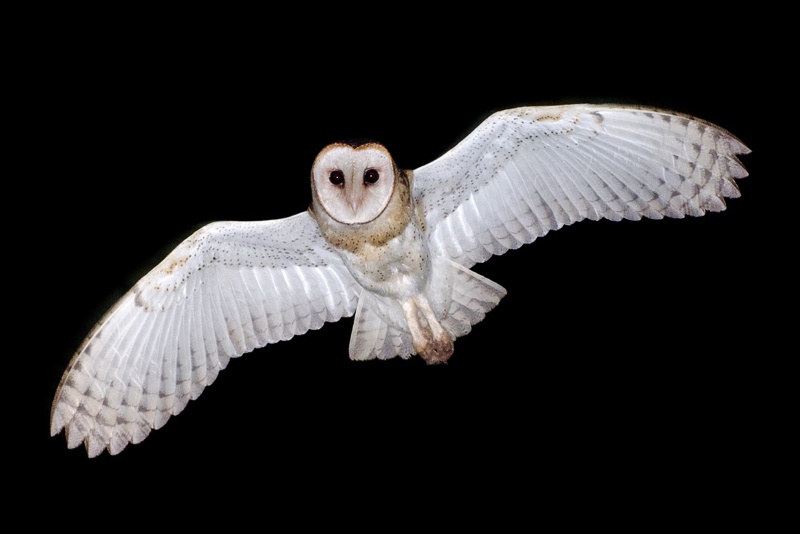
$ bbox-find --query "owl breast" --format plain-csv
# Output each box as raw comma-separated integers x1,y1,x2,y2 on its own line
337,220,431,300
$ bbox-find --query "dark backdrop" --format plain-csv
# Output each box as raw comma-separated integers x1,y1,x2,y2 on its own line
18,9,780,525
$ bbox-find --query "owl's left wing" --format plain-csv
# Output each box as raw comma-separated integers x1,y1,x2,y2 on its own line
413,104,750,268
51,212,360,457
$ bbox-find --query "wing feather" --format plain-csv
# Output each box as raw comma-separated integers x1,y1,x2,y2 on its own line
239,268,270,345
532,146,599,221
415,104,750,267
51,212,359,456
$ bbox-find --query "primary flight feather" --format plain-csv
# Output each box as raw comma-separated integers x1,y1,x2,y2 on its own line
51,104,750,456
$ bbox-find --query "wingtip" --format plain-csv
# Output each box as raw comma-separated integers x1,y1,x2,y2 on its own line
65,421,84,450
86,433,106,458
728,136,752,157
50,416,62,438
49,400,69,438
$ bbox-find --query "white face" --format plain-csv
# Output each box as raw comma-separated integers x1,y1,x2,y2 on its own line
312,143,396,225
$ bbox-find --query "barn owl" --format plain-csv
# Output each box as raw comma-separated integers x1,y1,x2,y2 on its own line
51,104,750,457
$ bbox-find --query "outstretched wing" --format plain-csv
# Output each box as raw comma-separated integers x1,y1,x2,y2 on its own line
51,212,359,457
413,104,750,267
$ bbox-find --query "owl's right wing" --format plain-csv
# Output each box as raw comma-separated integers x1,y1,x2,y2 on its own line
412,104,750,268
51,211,360,457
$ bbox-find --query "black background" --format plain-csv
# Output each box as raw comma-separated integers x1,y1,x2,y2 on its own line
17,7,784,525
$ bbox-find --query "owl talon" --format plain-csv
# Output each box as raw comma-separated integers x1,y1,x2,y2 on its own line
416,334,454,365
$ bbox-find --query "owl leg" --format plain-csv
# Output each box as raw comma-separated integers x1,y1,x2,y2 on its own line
402,296,453,365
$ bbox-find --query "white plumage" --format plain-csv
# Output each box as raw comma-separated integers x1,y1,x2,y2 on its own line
416,105,748,266
52,216,360,456
51,104,750,456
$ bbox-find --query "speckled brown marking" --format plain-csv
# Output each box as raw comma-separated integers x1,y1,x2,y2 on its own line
161,257,187,275
535,113,564,122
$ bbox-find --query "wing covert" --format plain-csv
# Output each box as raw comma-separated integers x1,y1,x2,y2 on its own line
413,104,750,267
51,211,359,457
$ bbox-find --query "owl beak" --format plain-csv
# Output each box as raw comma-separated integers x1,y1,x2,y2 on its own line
348,195,363,218
345,182,364,217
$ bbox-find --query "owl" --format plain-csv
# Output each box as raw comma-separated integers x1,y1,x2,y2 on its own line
51,104,750,456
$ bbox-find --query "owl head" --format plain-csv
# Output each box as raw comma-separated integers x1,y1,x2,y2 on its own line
310,141,398,225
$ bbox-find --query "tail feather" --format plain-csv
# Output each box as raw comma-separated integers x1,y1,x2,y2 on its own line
438,258,507,338
347,256,507,361
349,290,414,361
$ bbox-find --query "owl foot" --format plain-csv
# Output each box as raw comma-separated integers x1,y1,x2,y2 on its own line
415,332,454,365
403,295,454,364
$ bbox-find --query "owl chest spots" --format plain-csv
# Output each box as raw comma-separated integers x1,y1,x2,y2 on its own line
340,223,430,299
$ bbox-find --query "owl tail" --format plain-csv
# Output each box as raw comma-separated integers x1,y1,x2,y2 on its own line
348,257,507,361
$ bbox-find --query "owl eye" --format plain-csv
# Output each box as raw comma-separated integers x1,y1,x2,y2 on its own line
364,169,379,185
329,170,345,186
